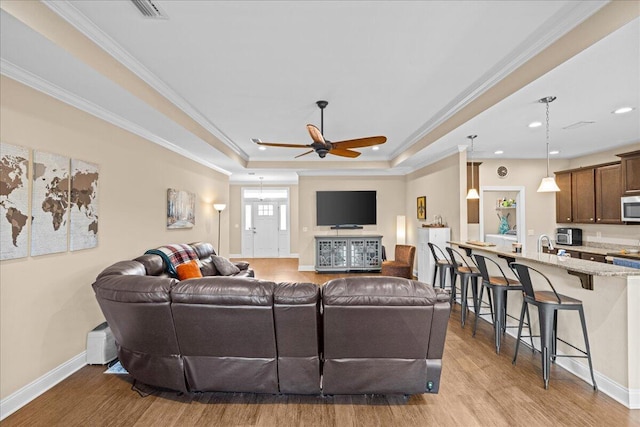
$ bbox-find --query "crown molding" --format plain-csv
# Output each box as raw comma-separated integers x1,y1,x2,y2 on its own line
1,59,232,176
404,144,465,175
42,0,248,161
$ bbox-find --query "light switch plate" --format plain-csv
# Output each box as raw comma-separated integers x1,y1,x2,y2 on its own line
528,229,534,236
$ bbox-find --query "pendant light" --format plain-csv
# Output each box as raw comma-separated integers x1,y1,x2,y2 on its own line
537,96,560,192
466,134,480,200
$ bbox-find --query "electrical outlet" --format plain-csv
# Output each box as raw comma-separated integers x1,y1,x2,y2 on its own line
303,227,308,232
528,229,534,236
596,231,601,239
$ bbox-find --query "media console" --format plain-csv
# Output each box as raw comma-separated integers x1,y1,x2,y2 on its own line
315,235,383,272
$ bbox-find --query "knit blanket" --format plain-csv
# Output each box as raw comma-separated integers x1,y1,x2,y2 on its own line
145,244,199,277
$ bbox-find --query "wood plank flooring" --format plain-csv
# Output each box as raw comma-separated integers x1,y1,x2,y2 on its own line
4,258,639,426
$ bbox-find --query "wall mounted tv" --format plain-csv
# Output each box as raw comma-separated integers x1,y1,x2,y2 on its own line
316,191,377,228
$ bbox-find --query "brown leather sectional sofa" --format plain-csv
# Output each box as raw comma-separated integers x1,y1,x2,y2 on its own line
92,244,451,396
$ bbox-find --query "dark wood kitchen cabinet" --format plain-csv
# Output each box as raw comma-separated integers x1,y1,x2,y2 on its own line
572,168,596,223
595,163,622,224
618,150,640,194
556,161,625,224
555,171,572,223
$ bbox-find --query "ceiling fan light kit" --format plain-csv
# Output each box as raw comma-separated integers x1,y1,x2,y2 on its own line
253,101,386,159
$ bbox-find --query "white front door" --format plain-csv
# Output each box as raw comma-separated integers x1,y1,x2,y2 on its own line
253,201,279,257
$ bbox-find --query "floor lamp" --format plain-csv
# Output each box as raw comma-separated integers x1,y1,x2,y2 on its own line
213,203,226,255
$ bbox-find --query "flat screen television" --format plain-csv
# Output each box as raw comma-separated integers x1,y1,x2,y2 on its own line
316,190,377,227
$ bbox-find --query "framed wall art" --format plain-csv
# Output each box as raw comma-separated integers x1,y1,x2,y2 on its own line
417,196,426,220
167,188,195,229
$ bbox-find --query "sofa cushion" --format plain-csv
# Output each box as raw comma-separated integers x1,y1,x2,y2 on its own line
235,261,250,271
212,255,241,276
189,242,215,259
133,254,166,276
96,260,146,280
176,260,203,280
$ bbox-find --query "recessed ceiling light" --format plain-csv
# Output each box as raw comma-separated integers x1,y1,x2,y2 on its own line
258,146,266,151
613,107,634,114
528,121,542,128
549,150,560,155
372,146,380,151
494,150,504,155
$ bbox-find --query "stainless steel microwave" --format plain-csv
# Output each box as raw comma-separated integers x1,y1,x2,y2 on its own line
621,196,640,222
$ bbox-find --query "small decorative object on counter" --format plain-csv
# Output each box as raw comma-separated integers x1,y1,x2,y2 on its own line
498,213,510,234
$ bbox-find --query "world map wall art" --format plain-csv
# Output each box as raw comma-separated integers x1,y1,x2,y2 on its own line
0,142,100,260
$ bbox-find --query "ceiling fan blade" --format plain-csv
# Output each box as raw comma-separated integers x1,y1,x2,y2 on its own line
332,136,387,149
295,149,315,158
306,124,325,143
255,141,312,149
329,148,361,158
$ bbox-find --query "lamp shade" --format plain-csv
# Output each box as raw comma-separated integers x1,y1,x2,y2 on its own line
396,215,406,245
537,177,560,192
466,188,480,200
213,203,227,212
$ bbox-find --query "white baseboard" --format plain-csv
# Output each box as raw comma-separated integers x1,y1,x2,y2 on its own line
0,352,87,420
501,318,637,409
298,265,315,272
230,254,299,259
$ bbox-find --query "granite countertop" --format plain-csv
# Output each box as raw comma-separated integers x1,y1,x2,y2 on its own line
450,241,640,277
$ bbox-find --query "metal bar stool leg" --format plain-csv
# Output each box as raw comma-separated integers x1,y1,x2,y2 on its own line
578,306,598,391
473,284,484,337
512,300,528,364
432,264,438,288
538,305,555,390
459,274,469,326
492,287,507,354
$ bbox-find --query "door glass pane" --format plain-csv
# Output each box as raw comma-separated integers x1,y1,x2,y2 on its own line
258,204,274,216
245,205,252,230
280,204,287,231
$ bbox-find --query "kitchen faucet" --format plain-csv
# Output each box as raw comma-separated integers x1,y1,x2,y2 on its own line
538,234,554,253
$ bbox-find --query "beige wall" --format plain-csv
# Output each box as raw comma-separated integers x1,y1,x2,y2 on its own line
228,184,299,256
0,77,229,399
405,152,466,247
297,176,405,268
474,158,570,251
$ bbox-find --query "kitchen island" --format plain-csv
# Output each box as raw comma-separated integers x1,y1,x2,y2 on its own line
450,241,640,409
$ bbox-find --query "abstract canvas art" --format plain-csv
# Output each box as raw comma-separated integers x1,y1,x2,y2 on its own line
167,188,195,229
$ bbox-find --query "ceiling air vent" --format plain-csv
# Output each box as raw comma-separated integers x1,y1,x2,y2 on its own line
130,0,168,19
562,121,595,130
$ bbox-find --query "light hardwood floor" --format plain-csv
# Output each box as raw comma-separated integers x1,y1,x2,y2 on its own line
4,258,639,426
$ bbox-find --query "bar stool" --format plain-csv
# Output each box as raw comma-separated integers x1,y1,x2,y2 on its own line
511,262,597,390
473,254,532,354
446,247,483,327
427,243,456,298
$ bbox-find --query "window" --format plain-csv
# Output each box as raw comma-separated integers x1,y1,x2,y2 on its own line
279,204,287,231
243,188,288,200
245,205,252,230
258,204,274,216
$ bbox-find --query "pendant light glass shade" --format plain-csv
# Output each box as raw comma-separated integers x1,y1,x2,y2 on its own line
537,177,561,192
466,135,480,199
537,96,560,193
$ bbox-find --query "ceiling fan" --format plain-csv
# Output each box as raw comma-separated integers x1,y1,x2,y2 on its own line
252,101,386,158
